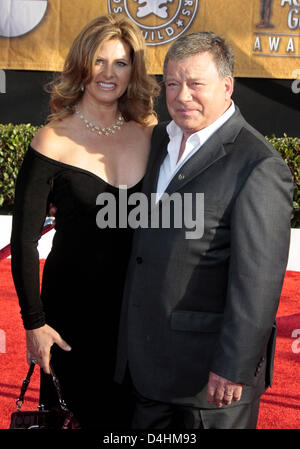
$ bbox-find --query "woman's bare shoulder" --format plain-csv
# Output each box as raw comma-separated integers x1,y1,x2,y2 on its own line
30,120,71,160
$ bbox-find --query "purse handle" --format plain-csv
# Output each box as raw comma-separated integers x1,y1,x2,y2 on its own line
16,360,70,413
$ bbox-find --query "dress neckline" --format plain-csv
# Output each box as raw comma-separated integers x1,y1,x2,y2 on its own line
28,145,144,190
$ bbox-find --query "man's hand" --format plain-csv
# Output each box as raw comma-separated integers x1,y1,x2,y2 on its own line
26,324,71,374
206,371,243,407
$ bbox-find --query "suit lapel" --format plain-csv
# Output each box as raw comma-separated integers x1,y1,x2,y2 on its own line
143,124,169,198
165,131,226,195
144,107,246,200
164,107,246,196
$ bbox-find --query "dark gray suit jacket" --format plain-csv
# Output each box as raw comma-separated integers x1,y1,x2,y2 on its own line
115,108,293,408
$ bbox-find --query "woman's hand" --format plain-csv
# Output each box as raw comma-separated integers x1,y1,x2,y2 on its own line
26,324,72,374
49,203,57,219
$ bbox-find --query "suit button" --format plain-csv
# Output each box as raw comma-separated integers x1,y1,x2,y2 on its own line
136,256,143,264
178,173,185,180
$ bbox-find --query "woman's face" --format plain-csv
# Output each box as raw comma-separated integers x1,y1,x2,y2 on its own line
85,38,133,107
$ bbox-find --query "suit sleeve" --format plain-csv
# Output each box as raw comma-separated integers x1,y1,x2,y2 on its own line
10,149,57,330
210,156,293,385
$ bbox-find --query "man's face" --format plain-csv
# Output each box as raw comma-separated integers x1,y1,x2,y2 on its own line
165,51,233,138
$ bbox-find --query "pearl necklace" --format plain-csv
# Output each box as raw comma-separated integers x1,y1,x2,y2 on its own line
75,105,124,137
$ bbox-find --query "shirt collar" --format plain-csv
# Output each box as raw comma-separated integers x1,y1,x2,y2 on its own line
166,101,236,150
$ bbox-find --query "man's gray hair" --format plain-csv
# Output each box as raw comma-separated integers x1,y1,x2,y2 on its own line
163,32,234,79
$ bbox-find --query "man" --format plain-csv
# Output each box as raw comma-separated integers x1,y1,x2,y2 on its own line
114,32,293,429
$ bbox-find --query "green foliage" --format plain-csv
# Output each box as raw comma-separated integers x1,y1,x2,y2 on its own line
0,123,41,209
0,124,299,227
266,135,300,228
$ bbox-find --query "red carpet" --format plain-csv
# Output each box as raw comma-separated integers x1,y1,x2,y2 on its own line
0,259,299,429
257,271,300,429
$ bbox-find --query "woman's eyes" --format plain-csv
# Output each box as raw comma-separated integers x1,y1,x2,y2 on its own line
95,59,128,67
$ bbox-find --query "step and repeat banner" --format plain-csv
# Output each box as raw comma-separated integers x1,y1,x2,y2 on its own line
0,0,299,77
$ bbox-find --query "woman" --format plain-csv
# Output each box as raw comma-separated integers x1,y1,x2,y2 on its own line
10,14,160,429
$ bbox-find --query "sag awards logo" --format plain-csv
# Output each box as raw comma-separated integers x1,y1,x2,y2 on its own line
108,0,199,45
0,0,48,38
253,0,300,57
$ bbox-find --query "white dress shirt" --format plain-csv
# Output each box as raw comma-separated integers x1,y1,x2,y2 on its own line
156,102,235,202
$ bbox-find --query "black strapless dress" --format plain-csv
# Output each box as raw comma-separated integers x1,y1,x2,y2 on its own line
11,146,142,428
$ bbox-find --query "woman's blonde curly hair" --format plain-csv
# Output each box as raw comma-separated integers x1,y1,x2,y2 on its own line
47,14,160,126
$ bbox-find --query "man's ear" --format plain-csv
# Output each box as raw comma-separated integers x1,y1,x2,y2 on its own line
224,76,234,100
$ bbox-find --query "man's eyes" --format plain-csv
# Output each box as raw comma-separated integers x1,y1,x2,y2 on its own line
165,82,204,88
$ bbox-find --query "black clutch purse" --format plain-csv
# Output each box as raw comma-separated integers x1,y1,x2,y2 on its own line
10,360,81,429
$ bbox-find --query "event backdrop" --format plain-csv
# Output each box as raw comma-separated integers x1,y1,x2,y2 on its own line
0,0,299,77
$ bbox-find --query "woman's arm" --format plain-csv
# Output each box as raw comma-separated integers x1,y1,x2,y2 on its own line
10,145,71,373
